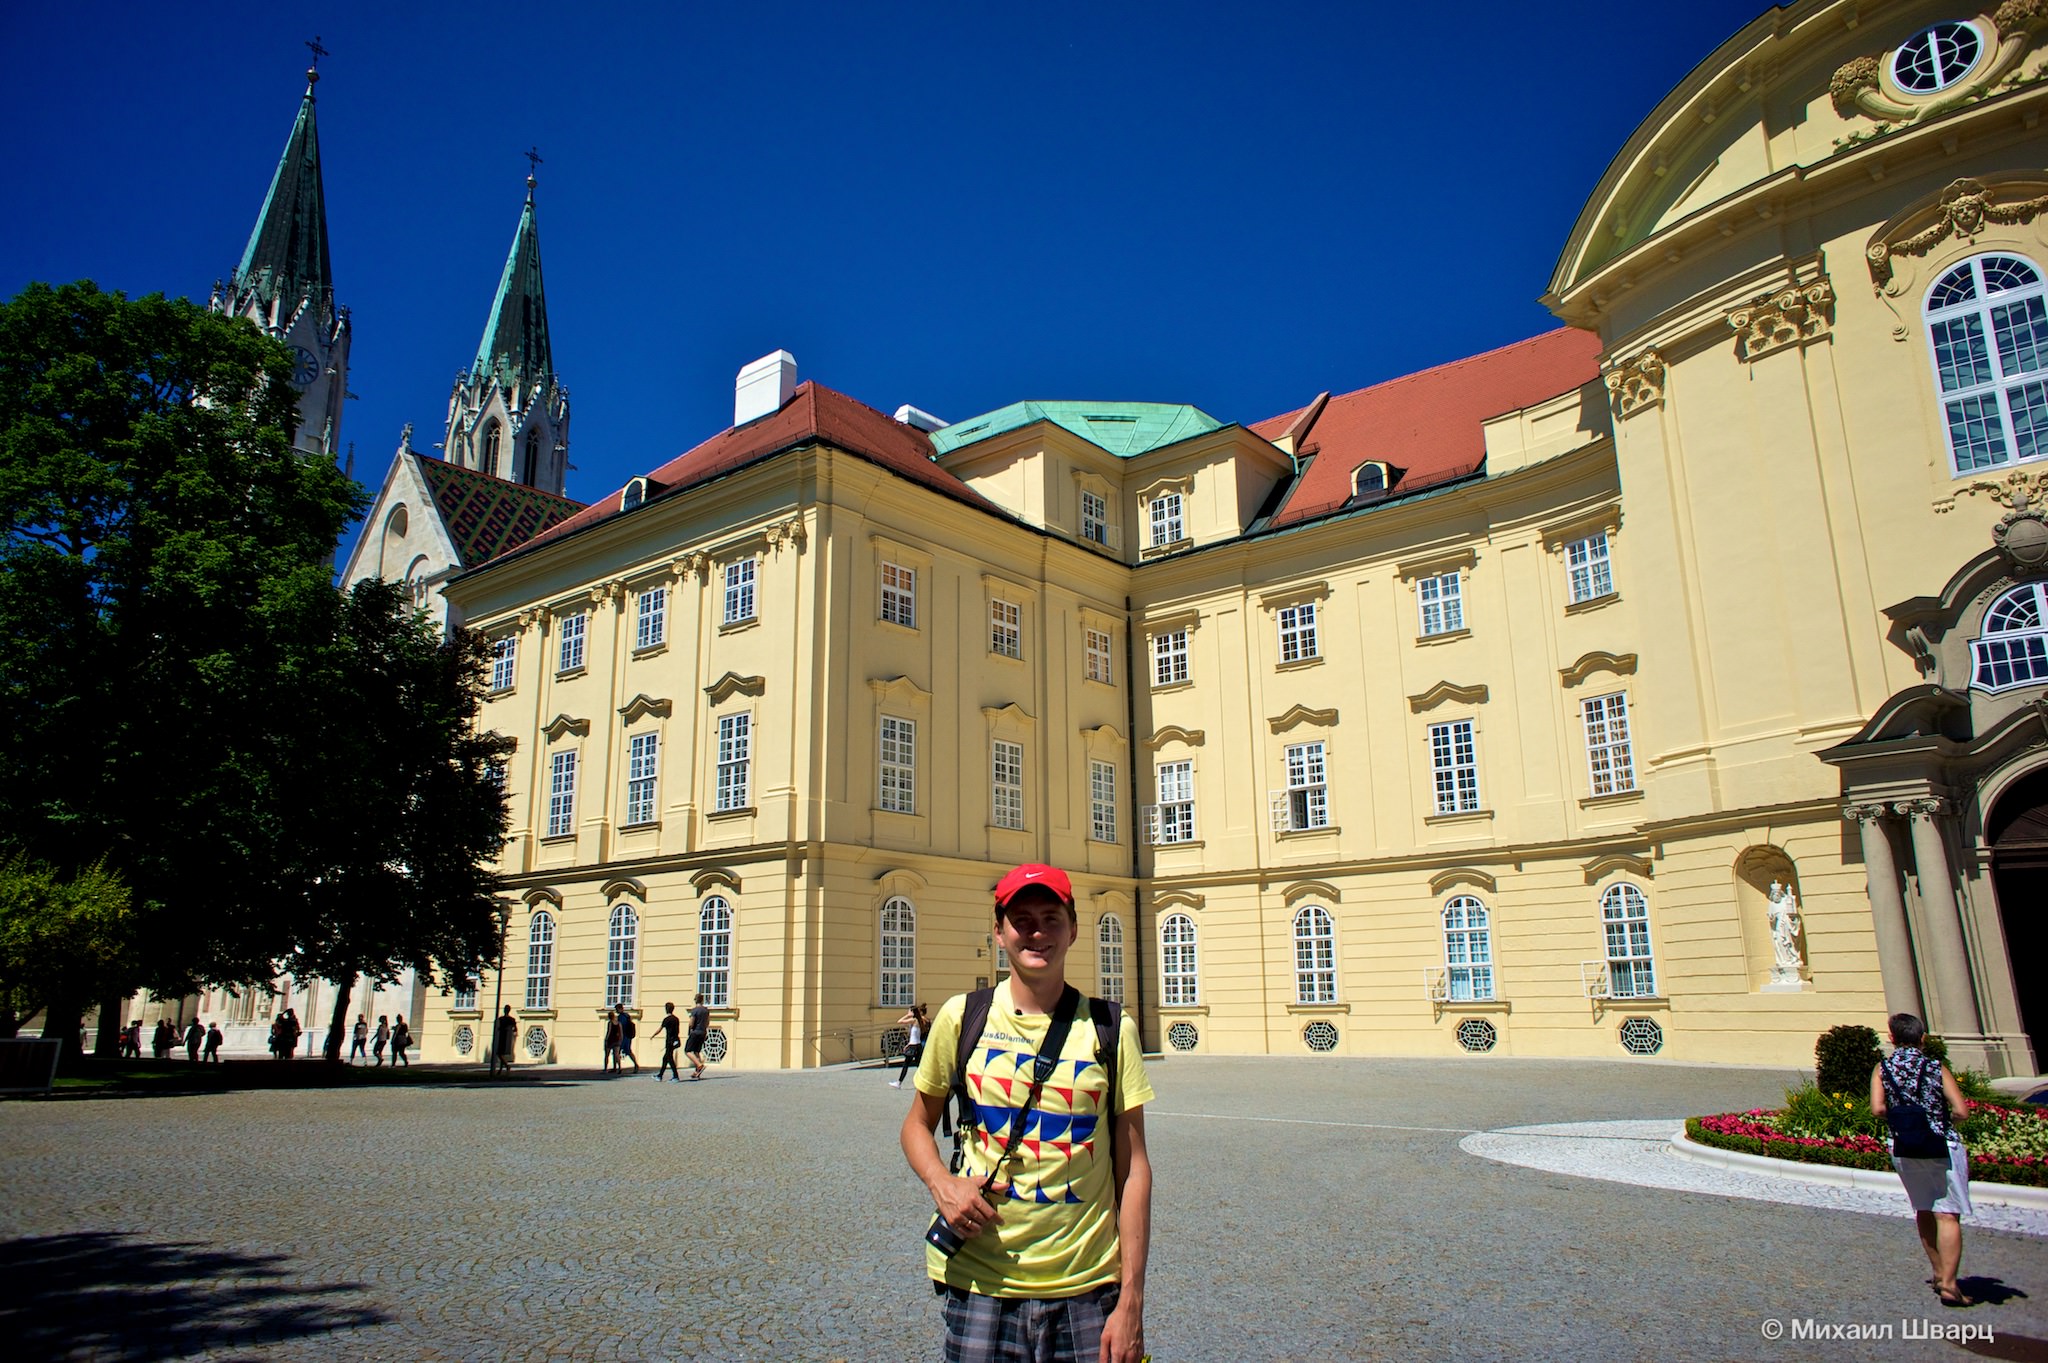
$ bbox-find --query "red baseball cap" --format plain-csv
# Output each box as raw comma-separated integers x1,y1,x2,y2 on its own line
993,863,1074,911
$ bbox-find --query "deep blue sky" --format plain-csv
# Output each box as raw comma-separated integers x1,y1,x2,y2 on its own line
3,1,1770,523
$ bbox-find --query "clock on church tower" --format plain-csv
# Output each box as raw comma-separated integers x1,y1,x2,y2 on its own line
291,346,321,387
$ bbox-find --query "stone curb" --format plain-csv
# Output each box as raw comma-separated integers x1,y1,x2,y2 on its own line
1669,1129,2048,1210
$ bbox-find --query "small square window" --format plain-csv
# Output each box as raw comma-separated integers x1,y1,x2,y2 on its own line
990,599,1022,659
1418,574,1463,636
881,561,916,629
1566,533,1614,605
1278,602,1319,663
1150,492,1184,548
1154,629,1189,686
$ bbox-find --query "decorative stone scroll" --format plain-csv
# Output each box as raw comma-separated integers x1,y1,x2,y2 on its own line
764,516,808,555
1868,177,2048,294
1832,3,2048,126
1728,279,1835,360
1603,349,1666,418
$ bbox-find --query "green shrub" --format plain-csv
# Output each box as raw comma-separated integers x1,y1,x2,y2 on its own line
1777,1080,1884,1140
1955,1068,2001,1103
1815,1023,1883,1097
1923,1034,1950,1064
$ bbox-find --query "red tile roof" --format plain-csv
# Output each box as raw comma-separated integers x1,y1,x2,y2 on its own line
411,453,585,566
517,381,999,554
1253,328,1603,527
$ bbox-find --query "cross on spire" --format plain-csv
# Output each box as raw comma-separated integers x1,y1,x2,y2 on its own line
304,35,328,87
525,146,543,198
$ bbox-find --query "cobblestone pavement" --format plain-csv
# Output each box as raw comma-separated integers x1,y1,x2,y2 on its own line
7,1055,2048,1362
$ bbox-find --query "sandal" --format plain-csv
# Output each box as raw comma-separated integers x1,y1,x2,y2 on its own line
1936,1287,1974,1308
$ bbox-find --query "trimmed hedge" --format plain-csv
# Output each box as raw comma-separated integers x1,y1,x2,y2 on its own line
1686,1114,2048,1188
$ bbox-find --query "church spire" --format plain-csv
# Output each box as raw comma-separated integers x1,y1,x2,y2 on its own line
471,164,554,387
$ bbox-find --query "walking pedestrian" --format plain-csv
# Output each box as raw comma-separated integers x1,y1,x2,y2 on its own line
493,1005,518,1076
349,1014,369,1063
204,1023,223,1062
390,1015,411,1066
614,1003,639,1073
152,1018,173,1060
373,1014,390,1066
603,1012,620,1073
655,1002,683,1081
685,994,710,1080
121,1020,142,1059
184,1019,203,1062
889,1003,927,1088
1872,1012,1975,1308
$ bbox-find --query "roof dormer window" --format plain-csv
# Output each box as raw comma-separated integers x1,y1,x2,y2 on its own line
622,476,648,512
1352,462,1390,500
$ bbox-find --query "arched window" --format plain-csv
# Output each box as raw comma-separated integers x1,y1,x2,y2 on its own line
1292,905,1336,1003
698,897,732,1007
525,910,555,1009
1925,253,2048,474
880,898,916,1007
1600,884,1657,998
1442,896,1494,1001
1972,582,2048,691
481,423,503,476
605,903,638,1007
522,430,541,486
1097,915,1126,1003
1161,912,1199,1006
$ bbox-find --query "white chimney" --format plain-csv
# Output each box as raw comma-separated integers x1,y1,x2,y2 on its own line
735,350,798,426
893,404,949,433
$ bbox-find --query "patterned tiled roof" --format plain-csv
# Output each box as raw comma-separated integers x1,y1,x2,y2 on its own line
411,453,585,567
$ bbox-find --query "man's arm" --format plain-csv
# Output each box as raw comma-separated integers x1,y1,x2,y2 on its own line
1099,1105,1151,1363
900,1088,1003,1239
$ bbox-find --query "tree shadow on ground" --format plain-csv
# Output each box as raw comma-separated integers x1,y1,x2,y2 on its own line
19,1059,592,1101
0,1231,386,1362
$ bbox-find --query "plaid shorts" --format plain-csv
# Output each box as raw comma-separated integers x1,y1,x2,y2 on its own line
938,1283,1121,1363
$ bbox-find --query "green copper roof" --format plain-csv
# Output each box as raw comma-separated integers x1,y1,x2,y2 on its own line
930,401,1224,458
472,186,553,382
234,79,332,302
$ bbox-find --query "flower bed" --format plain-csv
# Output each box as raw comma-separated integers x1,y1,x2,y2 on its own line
1686,1101,2048,1188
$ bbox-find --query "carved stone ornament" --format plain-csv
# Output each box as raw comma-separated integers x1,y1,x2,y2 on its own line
1868,177,2048,293
1727,279,1835,360
588,579,624,605
1603,350,1666,418
1996,484,2048,568
764,516,808,554
1934,466,2048,516
1831,6,2048,125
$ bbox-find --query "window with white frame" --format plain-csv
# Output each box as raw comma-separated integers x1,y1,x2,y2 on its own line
524,910,555,1009
490,636,517,692
879,716,916,813
453,984,477,1010
1429,720,1480,815
1086,626,1114,684
1582,693,1636,796
1090,760,1117,842
1565,532,1614,605
1081,489,1109,545
605,903,638,1007
625,732,659,825
1278,602,1319,663
1154,628,1189,686
636,585,667,649
546,750,577,837
990,599,1022,659
698,897,732,1006
1282,741,1330,831
880,897,916,1007
557,611,587,673
1154,760,1196,843
1601,883,1657,998
1925,253,2048,475
1161,912,1199,1005
1418,573,1463,636
1973,582,2048,690
992,739,1025,830
1443,896,1494,1001
724,558,757,625
1097,915,1125,1002
715,713,751,812
1293,904,1337,1003
1150,491,1184,547
880,561,916,628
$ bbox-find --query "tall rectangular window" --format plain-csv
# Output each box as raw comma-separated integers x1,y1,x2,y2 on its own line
879,716,916,813
546,750,577,837
1090,760,1117,842
715,713,751,812
1284,741,1329,830
1080,489,1108,544
557,612,587,673
880,561,916,628
1582,693,1636,797
1086,627,1114,684
1154,629,1189,686
490,636,517,692
991,740,1024,829
1150,492,1184,547
1278,602,1319,663
637,585,668,649
724,558,757,625
990,599,1022,659
1418,573,1463,636
1161,913,1199,1006
1429,720,1481,815
1155,760,1195,843
1566,532,1614,605
625,732,659,825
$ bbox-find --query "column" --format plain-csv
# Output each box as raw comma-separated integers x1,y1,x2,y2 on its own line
1844,804,1921,1017
1900,798,1984,1035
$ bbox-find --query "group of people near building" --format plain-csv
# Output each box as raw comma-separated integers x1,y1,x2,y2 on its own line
346,1014,411,1065
120,1018,222,1062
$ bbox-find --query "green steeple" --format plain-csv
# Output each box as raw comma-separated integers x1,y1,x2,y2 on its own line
472,178,553,384
233,69,332,307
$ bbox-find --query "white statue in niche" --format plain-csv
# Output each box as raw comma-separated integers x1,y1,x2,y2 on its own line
1767,881,1805,984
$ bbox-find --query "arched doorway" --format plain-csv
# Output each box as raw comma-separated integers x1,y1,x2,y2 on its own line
1989,767,2048,1060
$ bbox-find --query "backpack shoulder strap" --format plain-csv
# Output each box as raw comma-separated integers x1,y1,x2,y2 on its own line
1088,997,1122,1168
950,988,996,1108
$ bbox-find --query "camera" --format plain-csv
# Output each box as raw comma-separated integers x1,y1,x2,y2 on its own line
925,1212,965,1258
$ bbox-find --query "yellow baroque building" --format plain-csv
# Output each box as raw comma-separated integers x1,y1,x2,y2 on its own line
422,0,2048,1075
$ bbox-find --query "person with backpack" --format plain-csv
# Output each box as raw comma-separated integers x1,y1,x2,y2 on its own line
898,862,1154,1363
1871,1011,1974,1307
613,1003,639,1074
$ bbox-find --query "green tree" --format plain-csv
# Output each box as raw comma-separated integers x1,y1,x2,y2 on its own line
0,854,136,1038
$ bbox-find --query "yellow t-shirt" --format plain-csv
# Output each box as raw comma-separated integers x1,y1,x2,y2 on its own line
915,980,1155,1297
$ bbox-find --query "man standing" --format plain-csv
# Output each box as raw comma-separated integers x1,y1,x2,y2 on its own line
493,1006,518,1077
350,1014,369,1063
655,1002,683,1081
184,1018,204,1062
204,1022,223,1063
685,994,711,1080
614,1003,639,1074
899,864,1154,1363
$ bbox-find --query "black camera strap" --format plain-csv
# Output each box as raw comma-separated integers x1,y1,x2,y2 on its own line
972,985,1083,1195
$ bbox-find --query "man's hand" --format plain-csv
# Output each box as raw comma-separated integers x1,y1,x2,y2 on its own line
930,1174,1004,1239
1098,1299,1144,1363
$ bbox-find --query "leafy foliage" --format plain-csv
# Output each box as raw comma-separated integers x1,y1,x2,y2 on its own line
1775,1080,1885,1141
1814,1023,1883,1097
0,854,135,1023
